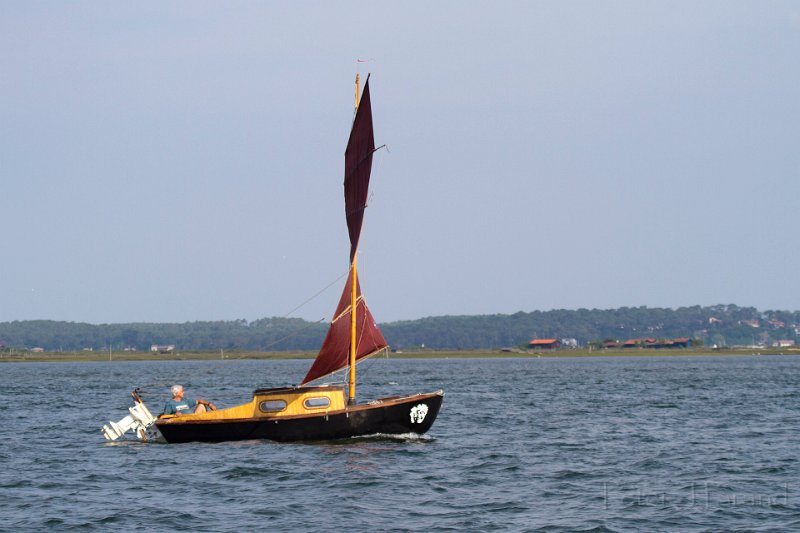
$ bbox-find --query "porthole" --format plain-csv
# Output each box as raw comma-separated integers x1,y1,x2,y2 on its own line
304,396,331,409
259,400,287,413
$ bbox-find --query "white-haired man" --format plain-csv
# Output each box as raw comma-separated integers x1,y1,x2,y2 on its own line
163,384,215,416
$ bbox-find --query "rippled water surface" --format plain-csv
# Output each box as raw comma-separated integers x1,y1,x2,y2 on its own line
2,355,800,531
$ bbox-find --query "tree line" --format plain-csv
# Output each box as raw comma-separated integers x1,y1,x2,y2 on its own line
1,305,798,352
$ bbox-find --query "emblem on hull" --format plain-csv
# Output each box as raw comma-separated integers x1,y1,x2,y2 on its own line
410,403,429,424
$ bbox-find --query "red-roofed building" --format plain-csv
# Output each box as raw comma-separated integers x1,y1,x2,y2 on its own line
529,339,561,350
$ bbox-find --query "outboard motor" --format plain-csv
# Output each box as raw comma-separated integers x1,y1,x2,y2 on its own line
102,389,162,442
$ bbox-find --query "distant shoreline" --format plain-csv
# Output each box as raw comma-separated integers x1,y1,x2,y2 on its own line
2,347,799,363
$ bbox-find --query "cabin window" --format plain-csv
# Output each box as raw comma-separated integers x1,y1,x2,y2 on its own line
304,397,331,409
259,400,287,413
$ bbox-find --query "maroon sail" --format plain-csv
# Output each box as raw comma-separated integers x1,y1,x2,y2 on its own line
301,272,388,385
301,76,386,386
344,76,375,262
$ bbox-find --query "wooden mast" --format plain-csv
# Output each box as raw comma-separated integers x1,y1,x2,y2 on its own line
348,72,361,405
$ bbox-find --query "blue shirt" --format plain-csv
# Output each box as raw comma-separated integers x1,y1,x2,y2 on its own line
163,397,196,415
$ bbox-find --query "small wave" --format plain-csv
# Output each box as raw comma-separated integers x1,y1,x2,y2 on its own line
552,469,595,480
649,402,679,409
0,479,34,489
221,466,269,480
349,432,435,443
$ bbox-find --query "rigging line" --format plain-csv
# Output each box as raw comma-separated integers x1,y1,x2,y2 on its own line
315,346,388,389
375,144,388,174
367,145,388,206
321,368,347,387
221,317,328,361
331,295,364,324
261,317,328,351
283,270,349,318
354,346,389,385
347,146,386,184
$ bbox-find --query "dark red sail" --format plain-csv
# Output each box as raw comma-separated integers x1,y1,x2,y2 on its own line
344,76,375,262
301,272,388,385
301,76,386,386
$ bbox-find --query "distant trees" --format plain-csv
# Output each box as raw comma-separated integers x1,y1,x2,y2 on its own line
0,318,329,353
378,305,798,350
0,305,797,352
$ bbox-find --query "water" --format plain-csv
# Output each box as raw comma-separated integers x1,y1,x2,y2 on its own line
2,355,800,532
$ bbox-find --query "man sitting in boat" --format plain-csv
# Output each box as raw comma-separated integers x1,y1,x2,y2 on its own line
162,384,216,416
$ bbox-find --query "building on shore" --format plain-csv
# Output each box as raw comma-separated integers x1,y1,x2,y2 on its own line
529,339,561,350
150,344,175,354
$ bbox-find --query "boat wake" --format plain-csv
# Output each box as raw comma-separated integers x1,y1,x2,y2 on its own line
102,435,167,445
348,432,436,443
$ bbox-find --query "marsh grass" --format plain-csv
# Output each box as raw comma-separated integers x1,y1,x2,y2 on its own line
2,347,798,363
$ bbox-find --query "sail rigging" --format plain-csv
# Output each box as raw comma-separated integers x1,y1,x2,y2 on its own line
301,75,387,387
301,272,387,385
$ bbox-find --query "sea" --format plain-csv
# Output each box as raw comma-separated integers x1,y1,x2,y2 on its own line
1,355,799,532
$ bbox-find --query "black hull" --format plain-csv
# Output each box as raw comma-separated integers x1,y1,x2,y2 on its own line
155,391,443,444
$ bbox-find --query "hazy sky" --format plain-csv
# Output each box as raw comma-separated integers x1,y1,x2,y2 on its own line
2,2,799,324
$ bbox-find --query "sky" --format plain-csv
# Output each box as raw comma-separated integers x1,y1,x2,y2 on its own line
2,2,799,324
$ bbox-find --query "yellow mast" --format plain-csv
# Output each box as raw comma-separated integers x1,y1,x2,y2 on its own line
354,72,360,110
348,73,361,405
349,256,358,404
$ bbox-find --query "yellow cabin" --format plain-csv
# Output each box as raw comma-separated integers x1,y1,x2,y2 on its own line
159,385,347,422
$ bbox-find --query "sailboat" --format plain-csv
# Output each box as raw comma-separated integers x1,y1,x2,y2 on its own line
101,74,443,444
